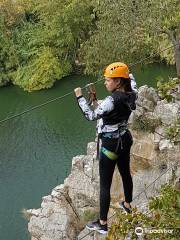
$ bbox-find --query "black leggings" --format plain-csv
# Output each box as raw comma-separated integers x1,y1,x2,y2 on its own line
99,130,133,221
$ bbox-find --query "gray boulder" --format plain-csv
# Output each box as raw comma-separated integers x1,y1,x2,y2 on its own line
154,100,179,125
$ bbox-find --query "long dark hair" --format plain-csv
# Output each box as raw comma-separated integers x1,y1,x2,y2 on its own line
114,77,136,110
114,77,133,92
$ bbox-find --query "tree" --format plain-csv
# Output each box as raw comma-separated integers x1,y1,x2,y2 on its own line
0,0,95,91
144,0,180,76
0,1,20,86
12,0,94,91
80,0,180,77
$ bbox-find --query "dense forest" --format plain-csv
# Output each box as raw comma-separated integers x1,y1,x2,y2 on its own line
0,0,179,91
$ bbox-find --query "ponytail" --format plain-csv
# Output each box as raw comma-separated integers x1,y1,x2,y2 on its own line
114,77,133,92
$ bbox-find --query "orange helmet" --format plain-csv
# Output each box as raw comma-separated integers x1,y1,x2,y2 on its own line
104,62,129,78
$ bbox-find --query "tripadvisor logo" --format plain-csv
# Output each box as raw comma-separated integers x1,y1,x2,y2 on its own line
135,227,143,236
135,227,174,236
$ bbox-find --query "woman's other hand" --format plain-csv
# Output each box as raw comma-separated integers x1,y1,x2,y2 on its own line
74,87,82,97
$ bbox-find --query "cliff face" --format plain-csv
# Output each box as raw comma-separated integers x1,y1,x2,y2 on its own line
27,85,180,240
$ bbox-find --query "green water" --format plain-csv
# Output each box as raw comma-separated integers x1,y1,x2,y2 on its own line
0,63,176,240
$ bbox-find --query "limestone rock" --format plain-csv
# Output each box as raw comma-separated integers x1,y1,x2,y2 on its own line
86,142,97,156
28,186,80,240
136,85,159,111
77,228,106,240
159,139,174,151
64,166,99,216
138,85,159,103
154,126,165,141
131,131,155,169
136,95,155,112
26,209,41,217
154,100,179,125
129,106,144,125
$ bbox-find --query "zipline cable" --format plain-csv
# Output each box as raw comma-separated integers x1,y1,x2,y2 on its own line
0,79,100,125
0,91,72,124
0,44,178,126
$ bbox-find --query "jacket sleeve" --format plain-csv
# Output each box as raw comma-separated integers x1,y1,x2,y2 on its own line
129,73,138,93
77,96,114,121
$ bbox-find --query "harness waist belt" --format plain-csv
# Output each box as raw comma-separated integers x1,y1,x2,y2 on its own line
101,129,126,139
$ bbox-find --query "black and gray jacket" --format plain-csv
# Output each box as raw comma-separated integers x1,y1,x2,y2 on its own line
77,89,137,134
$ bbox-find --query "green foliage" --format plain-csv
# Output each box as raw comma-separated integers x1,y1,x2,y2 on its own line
165,119,180,144
157,35,175,65
157,77,180,102
0,0,24,27
12,0,96,91
80,0,155,75
82,209,98,223
107,184,180,240
142,0,180,64
13,47,68,92
132,114,161,133
0,16,18,86
149,184,180,220
0,0,179,90
107,209,151,239
80,0,180,76
0,0,95,91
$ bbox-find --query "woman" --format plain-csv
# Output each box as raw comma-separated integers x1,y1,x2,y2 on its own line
74,62,137,234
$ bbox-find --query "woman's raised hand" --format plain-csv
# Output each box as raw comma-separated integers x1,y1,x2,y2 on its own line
74,87,82,97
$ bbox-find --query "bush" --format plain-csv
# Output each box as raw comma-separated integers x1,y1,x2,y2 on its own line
10,0,94,91
13,47,71,91
165,119,180,144
0,16,18,86
157,77,180,102
107,184,180,240
132,113,161,133
0,0,95,91
82,209,98,223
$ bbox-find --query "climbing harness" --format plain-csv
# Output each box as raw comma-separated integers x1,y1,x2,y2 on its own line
96,124,128,160
115,123,128,152
101,147,118,160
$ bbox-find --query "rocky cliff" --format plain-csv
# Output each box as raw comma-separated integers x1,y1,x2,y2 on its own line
26,85,180,240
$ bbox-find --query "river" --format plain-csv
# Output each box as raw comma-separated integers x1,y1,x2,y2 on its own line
0,63,176,240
